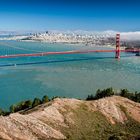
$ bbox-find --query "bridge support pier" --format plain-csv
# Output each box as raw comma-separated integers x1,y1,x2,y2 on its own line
115,34,120,59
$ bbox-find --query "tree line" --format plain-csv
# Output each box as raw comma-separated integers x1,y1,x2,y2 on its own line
0,95,51,116
0,88,140,116
86,88,140,103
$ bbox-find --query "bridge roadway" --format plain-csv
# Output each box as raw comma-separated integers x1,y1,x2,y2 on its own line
0,49,139,59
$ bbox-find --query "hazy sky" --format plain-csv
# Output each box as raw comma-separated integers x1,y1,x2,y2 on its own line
0,0,140,31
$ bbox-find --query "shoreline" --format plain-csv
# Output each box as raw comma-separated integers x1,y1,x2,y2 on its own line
0,39,125,50
0,35,125,50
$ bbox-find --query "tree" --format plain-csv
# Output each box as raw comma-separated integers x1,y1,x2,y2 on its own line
32,98,42,108
9,100,32,113
0,108,4,115
86,88,115,101
134,92,140,103
95,88,114,99
120,89,134,100
105,88,114,96
86,94,96,100
120,89,129,97
42,95,49,103
10,105,16,113
23,100,32,109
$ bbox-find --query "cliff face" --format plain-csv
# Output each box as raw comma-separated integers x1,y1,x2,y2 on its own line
0,96,140,140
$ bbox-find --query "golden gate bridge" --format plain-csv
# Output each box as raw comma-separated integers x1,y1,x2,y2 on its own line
0,34,139,59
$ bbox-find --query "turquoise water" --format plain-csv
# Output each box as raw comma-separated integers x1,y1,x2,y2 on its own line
0,40,140,110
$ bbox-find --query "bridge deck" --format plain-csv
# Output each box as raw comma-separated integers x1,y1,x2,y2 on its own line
0,49,139,58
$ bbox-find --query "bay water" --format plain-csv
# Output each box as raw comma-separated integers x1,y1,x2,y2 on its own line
0,40,140,110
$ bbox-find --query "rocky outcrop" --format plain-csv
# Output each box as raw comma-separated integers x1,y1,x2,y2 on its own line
0,96,140,140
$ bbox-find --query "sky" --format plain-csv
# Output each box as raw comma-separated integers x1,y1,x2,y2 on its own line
0,0,140,32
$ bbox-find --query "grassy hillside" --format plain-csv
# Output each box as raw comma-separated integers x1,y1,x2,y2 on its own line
48,103,140,140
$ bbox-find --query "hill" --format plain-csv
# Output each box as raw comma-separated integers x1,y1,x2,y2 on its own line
0,96,140,140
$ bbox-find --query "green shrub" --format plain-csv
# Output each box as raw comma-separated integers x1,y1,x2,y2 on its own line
95,87,114,99
86,88,115,101
10,105,16,113
86,88,140,103
32,98,42,108
42,95,49,103
86,94,96,100
9,100,32,113
0,108,5,116
120,89,140,103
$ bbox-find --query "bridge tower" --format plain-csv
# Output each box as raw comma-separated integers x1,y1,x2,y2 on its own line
115,33,120,59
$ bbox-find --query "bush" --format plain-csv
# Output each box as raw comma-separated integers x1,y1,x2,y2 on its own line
0,108,5,116
0,95,50,116
135,92,140,103
32,98,42,108
86,88,114,101
120,89,129,97
24,100,32,108
120,89,140,103
9,100,32,113
120,89,133,99
42,95,49,103
95,87,114,99
10,105,16,113
86,88,140,103
86,94,96,100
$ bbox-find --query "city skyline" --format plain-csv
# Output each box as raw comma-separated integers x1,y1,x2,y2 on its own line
0,0,140,31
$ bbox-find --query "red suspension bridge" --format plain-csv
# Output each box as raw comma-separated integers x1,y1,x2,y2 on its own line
0,34,140,59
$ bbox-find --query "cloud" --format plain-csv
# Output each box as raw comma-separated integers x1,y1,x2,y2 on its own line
121,32,140,41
